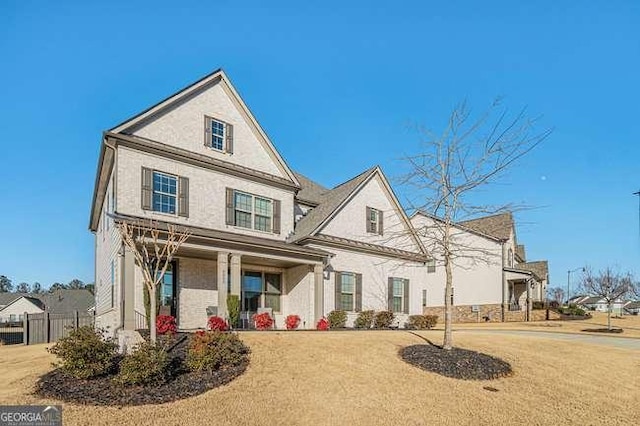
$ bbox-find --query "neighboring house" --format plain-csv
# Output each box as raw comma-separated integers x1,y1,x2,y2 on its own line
568,295,590,306
411,212,549,322
624,301,640,315
0,290,95,323
89,68,550,334
578,296,626,315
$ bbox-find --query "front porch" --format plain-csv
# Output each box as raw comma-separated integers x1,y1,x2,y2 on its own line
503,268,541,321
119,221,329,331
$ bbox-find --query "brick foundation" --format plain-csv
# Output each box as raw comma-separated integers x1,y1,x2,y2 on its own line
423,304,560,323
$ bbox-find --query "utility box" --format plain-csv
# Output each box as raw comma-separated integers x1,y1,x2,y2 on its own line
471,305,479,313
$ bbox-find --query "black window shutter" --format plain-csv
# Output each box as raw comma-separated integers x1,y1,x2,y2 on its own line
378,210,384,236
178,176,189,217
334,272,342,311
273,199,281,234
225,123,234,154
387,277,394,311
141,167,152,210
225,188,235,225
355,274,362,312
366,207,372,233
403,279,410,314
204,116,211,148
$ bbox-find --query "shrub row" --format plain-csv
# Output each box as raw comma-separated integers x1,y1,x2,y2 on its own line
406,315,438,330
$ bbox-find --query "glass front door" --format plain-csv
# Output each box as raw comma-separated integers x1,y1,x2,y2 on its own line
158,262,176,317
242,271,262,313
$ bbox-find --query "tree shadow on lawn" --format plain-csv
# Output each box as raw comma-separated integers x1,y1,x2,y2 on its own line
400,332,513,381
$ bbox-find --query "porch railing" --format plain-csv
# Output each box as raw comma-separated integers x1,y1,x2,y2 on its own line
135,311,148,330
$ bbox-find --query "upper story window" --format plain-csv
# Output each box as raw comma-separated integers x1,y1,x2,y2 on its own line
141,167,189,217
366,206,383,235
426,259,436,273
153,171,177,214
205,116,234,153
226,188,281,234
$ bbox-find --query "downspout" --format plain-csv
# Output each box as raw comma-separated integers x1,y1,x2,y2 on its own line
501,242,506,322
104,136,125,334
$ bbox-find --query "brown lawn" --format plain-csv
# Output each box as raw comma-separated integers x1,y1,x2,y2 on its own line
454,311,640,338
0,328,638,425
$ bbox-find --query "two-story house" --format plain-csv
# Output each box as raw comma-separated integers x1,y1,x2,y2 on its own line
411,211,549,322
89,69,430,335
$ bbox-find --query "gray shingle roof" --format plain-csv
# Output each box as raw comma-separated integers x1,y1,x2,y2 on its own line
516,260,548,282
289,167,378,242
293,172,328,205
515,244,526,261
459,212,514,241
0,290,94,313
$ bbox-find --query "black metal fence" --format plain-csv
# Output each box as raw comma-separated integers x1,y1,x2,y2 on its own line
0,324,24,345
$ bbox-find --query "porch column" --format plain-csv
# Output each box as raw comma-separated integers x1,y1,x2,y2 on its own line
230,253,242,297
122,247,136,330
526,279,532,322
217,252,229,319
313,264,324,324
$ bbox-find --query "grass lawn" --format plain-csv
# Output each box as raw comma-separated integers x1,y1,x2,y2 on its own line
455,311,640,338
1,327,638,425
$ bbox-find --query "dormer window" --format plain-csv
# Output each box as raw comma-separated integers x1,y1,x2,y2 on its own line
205,116,234,153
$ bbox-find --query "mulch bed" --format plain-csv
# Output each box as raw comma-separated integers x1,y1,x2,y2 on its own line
400,344,513,380
581,328,623,334
34,332,249,406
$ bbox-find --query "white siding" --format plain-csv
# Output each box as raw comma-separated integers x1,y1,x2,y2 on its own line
129,81,287,179
320,174,422,254
116,147,295,241
411,214,503,307
94,171,122,335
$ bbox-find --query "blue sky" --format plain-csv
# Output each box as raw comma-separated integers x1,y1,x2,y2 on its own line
1,1,638,294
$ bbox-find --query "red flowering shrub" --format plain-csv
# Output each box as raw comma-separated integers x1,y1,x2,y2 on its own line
316,317,329,331
156,315,177,335
252,312,274,330
207,316,228,331
195,330,206,337
285,314,301,330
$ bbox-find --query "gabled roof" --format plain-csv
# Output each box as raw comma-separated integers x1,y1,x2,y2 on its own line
289,167,377,242
580,296,604,305
0,293,30,307
294,172,328,206
0,295,44,313
0,290,94,314
515,244,526,261
516,260,549,282
410,211,502,243
459,212,514,241
90,68,300,232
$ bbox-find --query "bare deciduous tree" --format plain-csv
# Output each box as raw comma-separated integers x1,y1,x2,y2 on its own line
117,220,190,343
401,98,552,350
550,287,565,305
581,267,634,330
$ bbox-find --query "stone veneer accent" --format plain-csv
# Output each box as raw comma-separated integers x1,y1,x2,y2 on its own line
423,305,561,323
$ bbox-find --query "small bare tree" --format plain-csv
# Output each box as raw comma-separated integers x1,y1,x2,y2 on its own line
402,98,552,350
550,287,565,305
117,220,190,343
581,267,634,330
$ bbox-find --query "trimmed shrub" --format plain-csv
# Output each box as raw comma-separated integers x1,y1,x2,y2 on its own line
373,311,395,329
252,312,274,330
186,331,250,372
47,326,118,379
327,310,347,329
285,315,301,330
407,315,438,330
354,310,374,329
227,294,240,329
207,316,229,331
316,318,329,331
156,315,177,335
114,341,170,386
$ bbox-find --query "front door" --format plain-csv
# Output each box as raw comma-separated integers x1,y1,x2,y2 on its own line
158,262,177,317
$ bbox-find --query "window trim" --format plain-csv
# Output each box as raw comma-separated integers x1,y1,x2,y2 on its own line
232,190,274,233
391,277,405,313
426,259,436,273
152,170,178,215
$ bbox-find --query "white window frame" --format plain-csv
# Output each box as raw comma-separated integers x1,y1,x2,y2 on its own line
340,273,356,311
368,208,379,234
426,259,436,273
392,277,404,313
208,117,226,151
234,190,273,232
152,171,178,215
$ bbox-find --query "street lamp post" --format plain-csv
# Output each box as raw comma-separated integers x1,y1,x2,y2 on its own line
566,267,584,305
